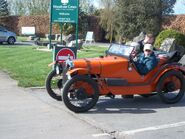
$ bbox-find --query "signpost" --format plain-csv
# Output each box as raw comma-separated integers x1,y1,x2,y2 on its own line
52,0,78,23
49,0,79,62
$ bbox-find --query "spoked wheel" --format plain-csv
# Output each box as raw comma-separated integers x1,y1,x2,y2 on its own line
157,70,185,104
45,70,63,101
62,75,99,113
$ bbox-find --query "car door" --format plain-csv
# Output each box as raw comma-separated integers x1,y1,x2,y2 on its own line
0,26,8,42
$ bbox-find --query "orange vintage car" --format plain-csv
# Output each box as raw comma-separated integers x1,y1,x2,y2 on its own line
62,43,185,113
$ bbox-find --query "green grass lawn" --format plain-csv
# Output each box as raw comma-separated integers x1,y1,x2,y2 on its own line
17,36,28,42
0,45,107,87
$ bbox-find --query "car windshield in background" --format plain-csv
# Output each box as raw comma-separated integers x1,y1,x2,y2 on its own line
108,44,134,57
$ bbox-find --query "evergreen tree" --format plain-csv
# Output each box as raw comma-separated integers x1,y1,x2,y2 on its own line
99,0,176,41
0,0,9,17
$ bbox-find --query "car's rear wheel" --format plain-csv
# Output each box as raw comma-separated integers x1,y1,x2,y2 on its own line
157,70,185,104
7,37,15,45
62,75,99,113
45,70,62,101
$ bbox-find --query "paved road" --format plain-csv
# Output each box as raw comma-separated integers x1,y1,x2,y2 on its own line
0,71,111,139
30,89,185,139
1,71,185,139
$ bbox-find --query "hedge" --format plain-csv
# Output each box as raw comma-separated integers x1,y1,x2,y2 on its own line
154,29,185,48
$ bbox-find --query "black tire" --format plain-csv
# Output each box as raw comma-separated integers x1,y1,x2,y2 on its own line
140,93,157,98
45,70,62,101
7,37,15,45
62,75,99,113
157,70,185,104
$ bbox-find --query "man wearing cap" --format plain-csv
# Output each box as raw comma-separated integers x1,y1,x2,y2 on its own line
134,44,158,75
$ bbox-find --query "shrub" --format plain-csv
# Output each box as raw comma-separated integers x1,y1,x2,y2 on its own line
154,29,185,48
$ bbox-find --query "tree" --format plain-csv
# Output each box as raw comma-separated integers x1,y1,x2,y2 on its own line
7,0,27,15
0,0,9,25
8,0,95,16
78,8,88,37
80,0,96,14
162,0,176,15
99,0,116,42
0,0,9,17
26,0,50,15
113,0,176,40
7,0,49,15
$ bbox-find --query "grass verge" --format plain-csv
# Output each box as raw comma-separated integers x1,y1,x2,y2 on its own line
0,45,107,87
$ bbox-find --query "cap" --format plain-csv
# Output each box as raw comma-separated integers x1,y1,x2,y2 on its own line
144,44,153,51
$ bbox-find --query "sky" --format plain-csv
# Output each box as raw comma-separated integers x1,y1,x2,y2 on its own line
173,0,185,14
93,0,185,15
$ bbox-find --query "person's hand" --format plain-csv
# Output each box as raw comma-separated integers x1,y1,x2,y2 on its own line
133,56,138,62
131,50,137,57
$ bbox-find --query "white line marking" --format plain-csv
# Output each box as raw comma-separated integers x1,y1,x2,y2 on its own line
92,133,110,137
119,121,185,136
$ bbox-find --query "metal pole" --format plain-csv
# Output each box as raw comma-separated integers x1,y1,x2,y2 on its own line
75,0,79,49
49,0,53,50
50,0,55,67
60,23,63,44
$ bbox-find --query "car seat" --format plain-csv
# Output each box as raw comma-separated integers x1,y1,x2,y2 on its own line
157,51,182,64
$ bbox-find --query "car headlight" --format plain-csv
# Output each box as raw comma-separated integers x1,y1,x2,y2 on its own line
66,72,71,80
65,59,74,69
56,65,60,74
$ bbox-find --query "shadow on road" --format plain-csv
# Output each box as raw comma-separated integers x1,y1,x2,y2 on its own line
87,95,185,114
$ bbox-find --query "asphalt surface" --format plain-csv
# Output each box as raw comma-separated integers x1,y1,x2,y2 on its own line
1,71,185,139
0,71,111,139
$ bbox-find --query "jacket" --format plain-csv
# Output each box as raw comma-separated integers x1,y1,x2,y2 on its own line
134,52,158,75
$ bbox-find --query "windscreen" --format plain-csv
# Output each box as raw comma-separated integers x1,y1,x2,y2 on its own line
108,44,134,57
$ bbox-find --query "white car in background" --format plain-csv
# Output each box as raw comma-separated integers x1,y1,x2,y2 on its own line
0,26,16,44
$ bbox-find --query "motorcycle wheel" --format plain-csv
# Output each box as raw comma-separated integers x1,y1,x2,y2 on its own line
45,70,63,101
62,75,99,113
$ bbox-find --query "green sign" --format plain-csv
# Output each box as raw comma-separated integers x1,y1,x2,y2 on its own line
52,0,78,23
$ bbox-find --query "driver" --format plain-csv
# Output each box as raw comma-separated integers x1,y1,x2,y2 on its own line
134,44,158,75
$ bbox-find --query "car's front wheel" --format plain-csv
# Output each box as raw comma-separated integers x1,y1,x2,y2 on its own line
7,37,16,45
157,70,185,104
62,75,99,113
45,70,63,101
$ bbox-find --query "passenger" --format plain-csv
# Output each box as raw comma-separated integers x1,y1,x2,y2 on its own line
134,44,158,75
138,33,155,52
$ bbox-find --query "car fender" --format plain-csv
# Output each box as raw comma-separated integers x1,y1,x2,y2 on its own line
67,68,89,76
153,63,183,84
